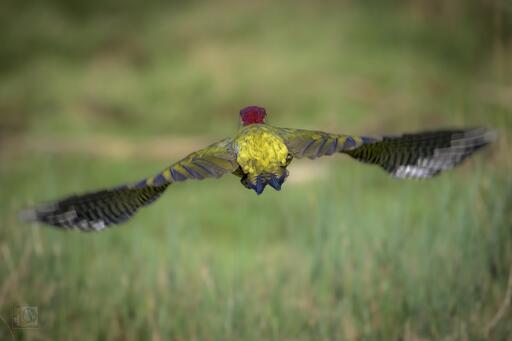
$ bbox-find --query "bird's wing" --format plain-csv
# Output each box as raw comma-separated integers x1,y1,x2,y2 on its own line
21,138,238,231
276,128,372,159
277,127,495,178
139,138,238,186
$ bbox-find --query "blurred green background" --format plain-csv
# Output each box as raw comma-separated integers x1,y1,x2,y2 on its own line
1,0,511,339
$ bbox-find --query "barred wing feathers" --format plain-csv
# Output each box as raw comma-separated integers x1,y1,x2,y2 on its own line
277,128,376,159
20,185,169,231
21,138,237,231
278,127,495,179
346,128,495,179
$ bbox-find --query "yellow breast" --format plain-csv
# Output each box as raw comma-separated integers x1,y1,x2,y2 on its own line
235,126,289,176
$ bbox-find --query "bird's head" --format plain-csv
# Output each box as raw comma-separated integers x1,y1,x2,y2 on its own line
240,106,266,126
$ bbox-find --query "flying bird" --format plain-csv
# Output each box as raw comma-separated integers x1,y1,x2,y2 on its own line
21,106,495,231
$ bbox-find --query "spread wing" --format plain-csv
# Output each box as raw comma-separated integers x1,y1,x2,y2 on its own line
276,128,374,159
277,127,495,178
21,138,238,231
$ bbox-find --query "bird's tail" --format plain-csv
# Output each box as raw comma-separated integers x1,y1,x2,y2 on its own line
20,183,169,231
345,128,496,179
243,168,289,195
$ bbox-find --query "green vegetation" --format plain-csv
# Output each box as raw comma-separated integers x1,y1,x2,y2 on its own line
1,0,511,339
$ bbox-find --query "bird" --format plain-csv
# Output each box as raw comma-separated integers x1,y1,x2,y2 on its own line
21,105,495,231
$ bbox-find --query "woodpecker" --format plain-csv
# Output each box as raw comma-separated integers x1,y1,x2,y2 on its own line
21,105,495,231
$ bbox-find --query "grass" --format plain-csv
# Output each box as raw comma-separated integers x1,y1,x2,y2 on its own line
1,0,511,340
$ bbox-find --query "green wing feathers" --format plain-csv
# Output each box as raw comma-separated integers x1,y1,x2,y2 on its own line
22,138,237,231
277,128,367,159
346,128,495,178
142,138,238,186
279,127,494,178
